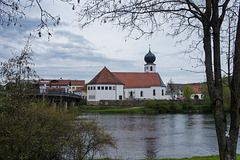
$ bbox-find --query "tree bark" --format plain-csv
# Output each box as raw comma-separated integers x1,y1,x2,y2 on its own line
229,6,240,160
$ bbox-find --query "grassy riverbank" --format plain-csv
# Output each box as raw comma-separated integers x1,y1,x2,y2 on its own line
94,155,240,160
70,104,213,114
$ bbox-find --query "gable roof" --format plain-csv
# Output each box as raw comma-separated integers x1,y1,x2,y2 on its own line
113,72,164,88
88,67,124,85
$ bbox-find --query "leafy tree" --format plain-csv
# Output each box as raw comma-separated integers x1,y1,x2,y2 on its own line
77,1,240,159
0,42,116,160
183,85,195,105
200,84,210,106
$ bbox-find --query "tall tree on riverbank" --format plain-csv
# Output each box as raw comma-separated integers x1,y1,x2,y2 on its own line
76,1,240,159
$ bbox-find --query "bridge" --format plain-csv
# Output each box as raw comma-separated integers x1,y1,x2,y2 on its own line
34,90,86,110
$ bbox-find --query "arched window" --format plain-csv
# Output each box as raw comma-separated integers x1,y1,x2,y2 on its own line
140,91,143,97
150,66,153,71
162,89,164,96
153,89,156,96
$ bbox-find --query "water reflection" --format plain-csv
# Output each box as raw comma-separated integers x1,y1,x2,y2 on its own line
95,114,240,160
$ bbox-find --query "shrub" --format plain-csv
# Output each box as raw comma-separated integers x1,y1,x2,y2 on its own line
168,101,180,112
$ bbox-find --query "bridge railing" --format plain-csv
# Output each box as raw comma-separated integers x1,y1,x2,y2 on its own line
43,90,82,99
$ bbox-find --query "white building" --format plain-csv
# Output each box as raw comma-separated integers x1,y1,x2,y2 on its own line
87,49,168,103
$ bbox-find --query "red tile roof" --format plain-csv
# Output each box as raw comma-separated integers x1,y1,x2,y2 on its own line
88,67,124,85
191,85,202,94
113,72,162,88
75,86,84,92
46,87,65,90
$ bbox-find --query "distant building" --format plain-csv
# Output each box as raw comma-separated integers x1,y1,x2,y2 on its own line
166,83,204,100
39,78,85,96
87,49,168,104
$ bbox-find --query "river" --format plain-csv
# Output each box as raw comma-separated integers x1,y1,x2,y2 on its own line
94,114,240,160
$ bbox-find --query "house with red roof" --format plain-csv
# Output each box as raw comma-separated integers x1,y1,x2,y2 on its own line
39,78,85,96
87,49,168,103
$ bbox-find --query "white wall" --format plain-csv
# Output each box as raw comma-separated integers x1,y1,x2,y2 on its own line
87,84,124,101
124,86,168,100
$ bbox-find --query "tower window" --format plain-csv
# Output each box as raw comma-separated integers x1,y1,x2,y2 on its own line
150,66,153,71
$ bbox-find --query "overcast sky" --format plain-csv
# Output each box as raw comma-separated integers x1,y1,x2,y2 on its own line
0,1,208,84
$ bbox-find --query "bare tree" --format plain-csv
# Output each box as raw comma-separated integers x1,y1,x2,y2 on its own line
77,1,240,159
0,0,79,36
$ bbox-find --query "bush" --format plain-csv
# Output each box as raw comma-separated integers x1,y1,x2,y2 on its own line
168,101,181,112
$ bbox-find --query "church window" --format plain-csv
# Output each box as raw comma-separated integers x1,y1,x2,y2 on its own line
130,91,133,97
105,86,108,90
119,95,122,100
162,89,164,96
150,66,153,71
140,91,143,97
89,95,95,99
98,86,100,90
101,86,104,90
109,86,112,90
93,86,96,90
153,89,156,96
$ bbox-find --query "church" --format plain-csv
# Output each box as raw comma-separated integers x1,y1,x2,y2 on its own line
87,49,168,103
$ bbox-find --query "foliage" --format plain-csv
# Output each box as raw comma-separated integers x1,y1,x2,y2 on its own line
144,100,181,113
200,84,210,106
182,85,195,105
0,44,116,160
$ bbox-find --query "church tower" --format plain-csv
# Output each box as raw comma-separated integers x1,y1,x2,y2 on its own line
144,48,156,73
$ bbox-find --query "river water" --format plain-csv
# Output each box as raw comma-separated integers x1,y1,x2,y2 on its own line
95,114,240,160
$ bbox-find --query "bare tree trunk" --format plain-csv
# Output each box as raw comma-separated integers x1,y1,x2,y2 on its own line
229,6,240,160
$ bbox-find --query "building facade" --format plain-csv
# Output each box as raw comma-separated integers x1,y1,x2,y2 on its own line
39,78,85,95
87,49,168,103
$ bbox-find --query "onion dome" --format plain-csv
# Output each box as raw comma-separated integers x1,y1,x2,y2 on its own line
144,49,156,64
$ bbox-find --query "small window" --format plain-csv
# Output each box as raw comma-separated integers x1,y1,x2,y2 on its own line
140,91,143,97
101,86,104,90
105,86,108,90
89,95,95,99
109,86,112,90
93,86,96,90
162,89,164,96
90,86,93,90
119,95,122,100
98,86,100,90
88,87,90,90
153,89,156,96
130,91,133,97
150,66,153,71
113,86,116,90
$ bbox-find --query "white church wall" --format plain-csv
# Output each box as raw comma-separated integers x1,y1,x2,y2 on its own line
87,84,124,101
124,86,167,100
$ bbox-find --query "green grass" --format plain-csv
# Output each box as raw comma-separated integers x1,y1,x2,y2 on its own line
75,105,146,114
70,104,213,115
93,154,240,160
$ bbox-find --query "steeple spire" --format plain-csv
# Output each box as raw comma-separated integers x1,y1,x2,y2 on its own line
144,47,156,73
